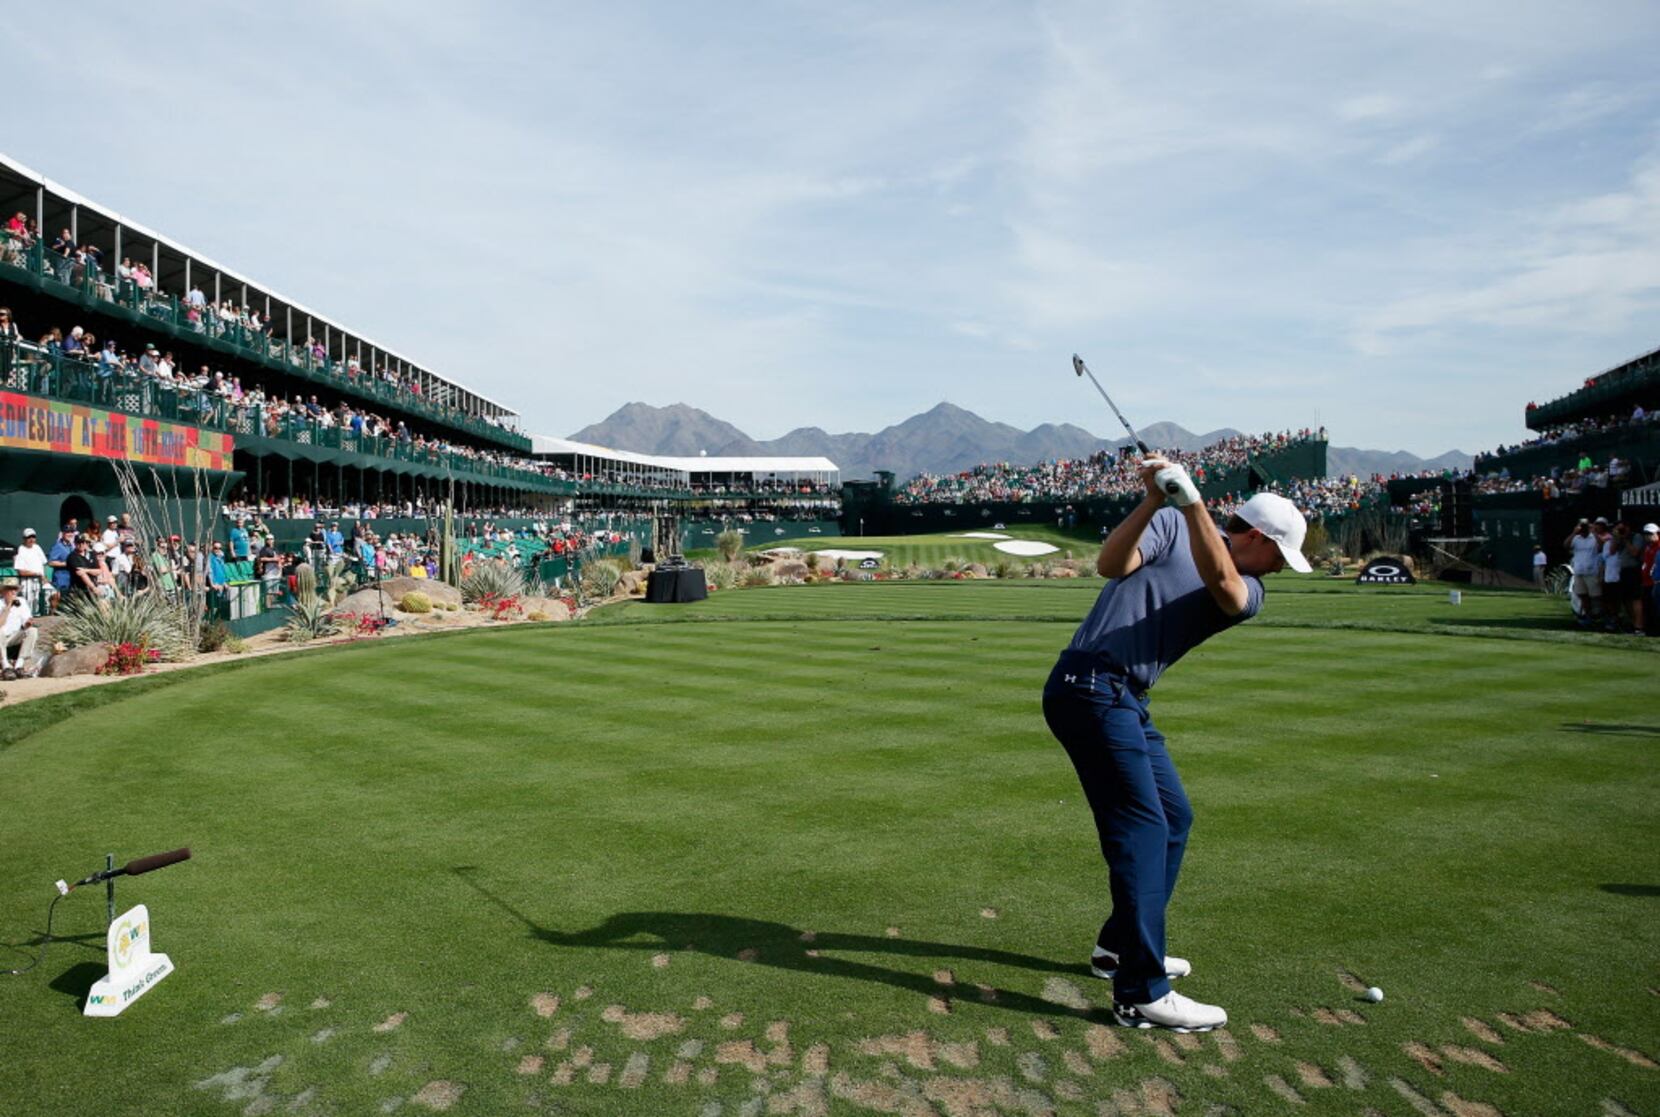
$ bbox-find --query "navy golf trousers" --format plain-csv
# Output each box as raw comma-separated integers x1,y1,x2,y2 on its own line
1042,649,1192,1005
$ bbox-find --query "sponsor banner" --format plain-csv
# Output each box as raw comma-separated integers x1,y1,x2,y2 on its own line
1356,556,1415,585
84,903,174,1017
0,391,234,471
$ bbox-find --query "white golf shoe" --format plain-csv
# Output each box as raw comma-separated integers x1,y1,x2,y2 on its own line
1090,946,1192,981
1113,990,1227,1033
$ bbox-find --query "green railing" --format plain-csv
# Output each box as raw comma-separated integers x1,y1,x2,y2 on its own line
0,232,530,452
0,339,565,493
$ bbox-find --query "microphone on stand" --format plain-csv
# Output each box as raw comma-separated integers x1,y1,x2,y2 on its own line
74,847,192,888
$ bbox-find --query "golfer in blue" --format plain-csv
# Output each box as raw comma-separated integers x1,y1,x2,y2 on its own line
1043,458,1309,1031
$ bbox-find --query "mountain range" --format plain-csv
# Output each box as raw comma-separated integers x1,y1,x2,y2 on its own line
569,402,1473,482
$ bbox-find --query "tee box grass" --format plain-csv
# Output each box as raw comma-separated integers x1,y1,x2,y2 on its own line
0,572,1654,1116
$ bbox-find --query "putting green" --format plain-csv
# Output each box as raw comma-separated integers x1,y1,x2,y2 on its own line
0,579,1654,1116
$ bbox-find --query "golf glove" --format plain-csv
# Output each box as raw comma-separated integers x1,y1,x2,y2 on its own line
1154,464,1200,508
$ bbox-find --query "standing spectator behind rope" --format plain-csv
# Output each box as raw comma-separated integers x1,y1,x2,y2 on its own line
1641,524,1659,637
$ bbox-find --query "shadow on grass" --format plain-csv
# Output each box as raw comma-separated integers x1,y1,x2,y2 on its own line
1560,722,1660,737
48,961,106,1010
1598,884,1660,897
453,867,1096,1021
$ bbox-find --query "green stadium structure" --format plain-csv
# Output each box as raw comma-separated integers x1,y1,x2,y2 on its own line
0,154,843,630
1470,344,1659,579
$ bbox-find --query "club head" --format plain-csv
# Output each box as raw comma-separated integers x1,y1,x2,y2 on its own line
1071,354,1085,377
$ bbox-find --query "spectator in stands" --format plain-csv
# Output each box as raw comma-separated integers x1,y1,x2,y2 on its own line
46,525,74,606
255,534,281,602
0,578,40,680
229,517,250,562
66,536,99,599
150,537,176,598
110,538,134,594
1531,544,1547,591
208,541,229,608
13,528,47,612
100,515,120,554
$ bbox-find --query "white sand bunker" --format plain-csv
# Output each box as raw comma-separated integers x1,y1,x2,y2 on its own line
954,532,1010,540
994,540,1059,556
813,549,884,560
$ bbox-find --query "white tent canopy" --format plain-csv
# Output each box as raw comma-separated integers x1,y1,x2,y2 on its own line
530,435,838,482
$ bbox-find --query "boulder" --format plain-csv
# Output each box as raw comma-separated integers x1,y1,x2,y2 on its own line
618,571,644,595
333,588,396,616
42,642,114,678
379,576,462,606
522,597,572,622
965,563,989,578
773,560,810,582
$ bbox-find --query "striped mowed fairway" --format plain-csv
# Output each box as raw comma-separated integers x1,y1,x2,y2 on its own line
0,577,1655,1116
703,524,1101,570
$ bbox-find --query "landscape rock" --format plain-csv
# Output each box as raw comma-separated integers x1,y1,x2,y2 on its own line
333,588,398,616
42,642,113,677
618,571,644,595
522,597,572,622
965,563,988,578
379,576,461,606
773,560,810,582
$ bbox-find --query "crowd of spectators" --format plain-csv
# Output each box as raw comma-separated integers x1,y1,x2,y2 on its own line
895,429,1325,505
1479,405,1657,465
1211,474,1387,523
2,220,521,436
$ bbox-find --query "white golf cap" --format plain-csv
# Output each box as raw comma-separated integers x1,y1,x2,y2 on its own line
1645,523,1659,534
22,527,35,536
1235,492,1313,573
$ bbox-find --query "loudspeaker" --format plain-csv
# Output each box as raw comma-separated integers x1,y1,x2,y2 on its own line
1439,479,1473,537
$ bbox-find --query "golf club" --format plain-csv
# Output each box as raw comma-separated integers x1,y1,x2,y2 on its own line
1072,354,1149,454
1071,354,1193,502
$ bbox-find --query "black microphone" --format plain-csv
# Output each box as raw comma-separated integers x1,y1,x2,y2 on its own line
74,847,192,887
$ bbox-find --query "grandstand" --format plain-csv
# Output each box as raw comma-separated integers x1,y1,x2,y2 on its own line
1469,344,1660,578
0,153,841,635
848,429,1329,536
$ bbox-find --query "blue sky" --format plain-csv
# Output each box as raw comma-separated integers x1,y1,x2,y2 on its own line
8,1,1659,456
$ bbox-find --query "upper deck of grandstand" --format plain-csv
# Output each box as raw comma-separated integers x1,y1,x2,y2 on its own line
0,153,528,454
1524,344,1660,431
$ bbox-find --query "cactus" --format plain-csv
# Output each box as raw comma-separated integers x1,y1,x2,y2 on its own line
295,563,318,602
399,591,432,614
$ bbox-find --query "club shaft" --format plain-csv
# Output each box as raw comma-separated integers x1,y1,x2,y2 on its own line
1074,358,1149,454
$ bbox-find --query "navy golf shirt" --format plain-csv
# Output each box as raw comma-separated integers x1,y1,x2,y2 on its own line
1065,508,1264,691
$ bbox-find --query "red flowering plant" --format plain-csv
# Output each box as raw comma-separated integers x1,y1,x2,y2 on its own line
333,611,390,638
97,640,162,676
477,592,522,621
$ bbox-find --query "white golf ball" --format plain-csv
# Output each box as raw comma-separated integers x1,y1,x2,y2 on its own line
1365,986,1384,1003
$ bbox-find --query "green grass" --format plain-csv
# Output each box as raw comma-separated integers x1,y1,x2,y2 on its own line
0,580,1655,1116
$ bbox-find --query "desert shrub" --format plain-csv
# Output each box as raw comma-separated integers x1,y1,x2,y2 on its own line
742,567,774,588
703,562,740,590
1302,519,1329,564
580,558,624,599
527,610,550,622
715,530,745,562
461,562,526,603
284,595,338,643
58,593,189,661
804,551,820,572
223,636,249,655
198,620,233,653
941,556,966,573
993,559,1017,579
399,591,432,614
